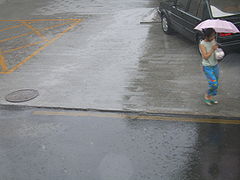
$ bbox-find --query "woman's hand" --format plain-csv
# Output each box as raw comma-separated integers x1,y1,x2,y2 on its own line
200,44,217,60
212,44,219,51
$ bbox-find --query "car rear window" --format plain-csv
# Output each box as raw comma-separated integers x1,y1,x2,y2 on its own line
210,0,240,18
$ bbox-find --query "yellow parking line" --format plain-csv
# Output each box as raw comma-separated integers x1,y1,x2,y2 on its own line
32,110,240,125
40,21,77,31
2,40,46,54
0,19,82,22
21,22,48,41
0,19,82,74
4,21,81,74
0,21,76,43
0,53,8,72
0,24,23,32
0,31,32,43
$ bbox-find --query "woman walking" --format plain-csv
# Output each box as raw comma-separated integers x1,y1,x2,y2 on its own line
199,28,219,105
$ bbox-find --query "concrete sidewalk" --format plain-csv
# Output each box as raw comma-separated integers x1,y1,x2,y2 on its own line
0,0,240,118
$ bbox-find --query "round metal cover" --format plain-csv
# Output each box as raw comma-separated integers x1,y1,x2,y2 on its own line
5,89,39,103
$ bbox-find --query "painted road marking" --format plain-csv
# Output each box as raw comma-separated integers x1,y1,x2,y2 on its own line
0,19,83,22
0,53,8,71
0,24,23,32
0,19,82,74
2,40,46,54
0,21,75,43
32,111,240,125
21,22,49,41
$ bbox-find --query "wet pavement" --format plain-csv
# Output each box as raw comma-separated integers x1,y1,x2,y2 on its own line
0,0,240,179
0,105,240,180
0,0,240,117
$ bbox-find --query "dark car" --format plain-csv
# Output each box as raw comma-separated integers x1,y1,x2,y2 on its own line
158,0,240,52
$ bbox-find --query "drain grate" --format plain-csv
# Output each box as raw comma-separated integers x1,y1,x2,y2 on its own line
5,89,39,103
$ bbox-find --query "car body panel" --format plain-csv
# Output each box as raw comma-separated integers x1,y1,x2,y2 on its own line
158,0,240,51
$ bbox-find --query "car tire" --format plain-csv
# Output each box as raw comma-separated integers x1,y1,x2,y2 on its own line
161,15,173,34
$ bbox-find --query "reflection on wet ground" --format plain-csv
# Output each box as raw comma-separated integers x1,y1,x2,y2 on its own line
0,0,240,117
123,23,240,117
123,24,199,112
0,0,240,178
0,106,239,180
196,124,240,179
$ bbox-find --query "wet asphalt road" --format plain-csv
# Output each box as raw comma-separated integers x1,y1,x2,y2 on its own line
0,105,240,180
0,0,240,179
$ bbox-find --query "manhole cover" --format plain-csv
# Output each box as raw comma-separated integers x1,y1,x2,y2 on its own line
5,89,39,103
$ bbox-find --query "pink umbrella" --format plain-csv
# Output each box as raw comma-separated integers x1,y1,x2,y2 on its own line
194,19,240,33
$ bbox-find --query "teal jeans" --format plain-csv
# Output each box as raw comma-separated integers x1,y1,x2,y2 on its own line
203,65,219,96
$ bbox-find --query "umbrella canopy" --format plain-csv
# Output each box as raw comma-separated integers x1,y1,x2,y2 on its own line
194,19,240,33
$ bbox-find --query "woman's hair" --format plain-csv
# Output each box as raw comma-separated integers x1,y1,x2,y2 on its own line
202,28,216,39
